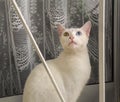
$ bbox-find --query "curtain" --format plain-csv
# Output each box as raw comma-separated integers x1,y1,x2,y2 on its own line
0,0,114,98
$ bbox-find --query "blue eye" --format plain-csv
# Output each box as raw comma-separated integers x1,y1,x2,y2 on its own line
76,31,81,36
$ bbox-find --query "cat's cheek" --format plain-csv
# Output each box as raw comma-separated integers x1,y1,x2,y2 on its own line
61,42,68,49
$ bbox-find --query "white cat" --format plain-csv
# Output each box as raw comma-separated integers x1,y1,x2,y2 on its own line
23,21,92,102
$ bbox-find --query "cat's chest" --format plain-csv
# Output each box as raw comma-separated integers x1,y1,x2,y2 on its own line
59,54,89,68
57,54,91,81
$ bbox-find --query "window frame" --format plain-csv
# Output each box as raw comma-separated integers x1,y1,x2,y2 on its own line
0,0,116,102
114,0,120,101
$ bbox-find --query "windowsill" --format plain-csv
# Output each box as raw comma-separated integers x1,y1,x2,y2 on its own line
0,82,114,102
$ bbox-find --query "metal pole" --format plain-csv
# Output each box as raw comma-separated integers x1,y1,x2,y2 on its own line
114,0,120,101
99,0,105,102
10,0,66,102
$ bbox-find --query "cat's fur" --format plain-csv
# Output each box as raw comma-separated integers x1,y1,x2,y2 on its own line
23,21,92,102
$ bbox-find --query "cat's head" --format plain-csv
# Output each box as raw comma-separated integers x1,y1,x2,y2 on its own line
57,21,92,52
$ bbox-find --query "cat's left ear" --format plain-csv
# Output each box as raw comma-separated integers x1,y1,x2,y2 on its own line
57,24,65,36
81,21,92,37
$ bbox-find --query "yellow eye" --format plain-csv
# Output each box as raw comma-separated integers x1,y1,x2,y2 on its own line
64,32,69,36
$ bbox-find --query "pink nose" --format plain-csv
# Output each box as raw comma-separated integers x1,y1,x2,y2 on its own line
69,36,74,40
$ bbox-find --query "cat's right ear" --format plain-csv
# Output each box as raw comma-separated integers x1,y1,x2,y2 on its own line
57,24,65,36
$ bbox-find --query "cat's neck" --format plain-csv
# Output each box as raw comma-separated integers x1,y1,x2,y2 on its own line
60,46,88,57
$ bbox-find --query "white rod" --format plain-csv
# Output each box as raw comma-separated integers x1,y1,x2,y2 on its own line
99,0,105,102
10,0,66,102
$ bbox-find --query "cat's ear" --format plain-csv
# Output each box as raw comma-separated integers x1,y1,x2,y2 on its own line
81,21,92,37
57,24,65,36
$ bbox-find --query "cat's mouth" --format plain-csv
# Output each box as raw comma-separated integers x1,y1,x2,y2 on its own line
68,41,77,46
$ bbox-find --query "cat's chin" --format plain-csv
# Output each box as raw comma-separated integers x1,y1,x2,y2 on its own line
66,44,80,51
69,44,78,49
64,44,87,53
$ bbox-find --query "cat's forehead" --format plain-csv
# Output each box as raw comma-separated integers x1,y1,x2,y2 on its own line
64,28,80,33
